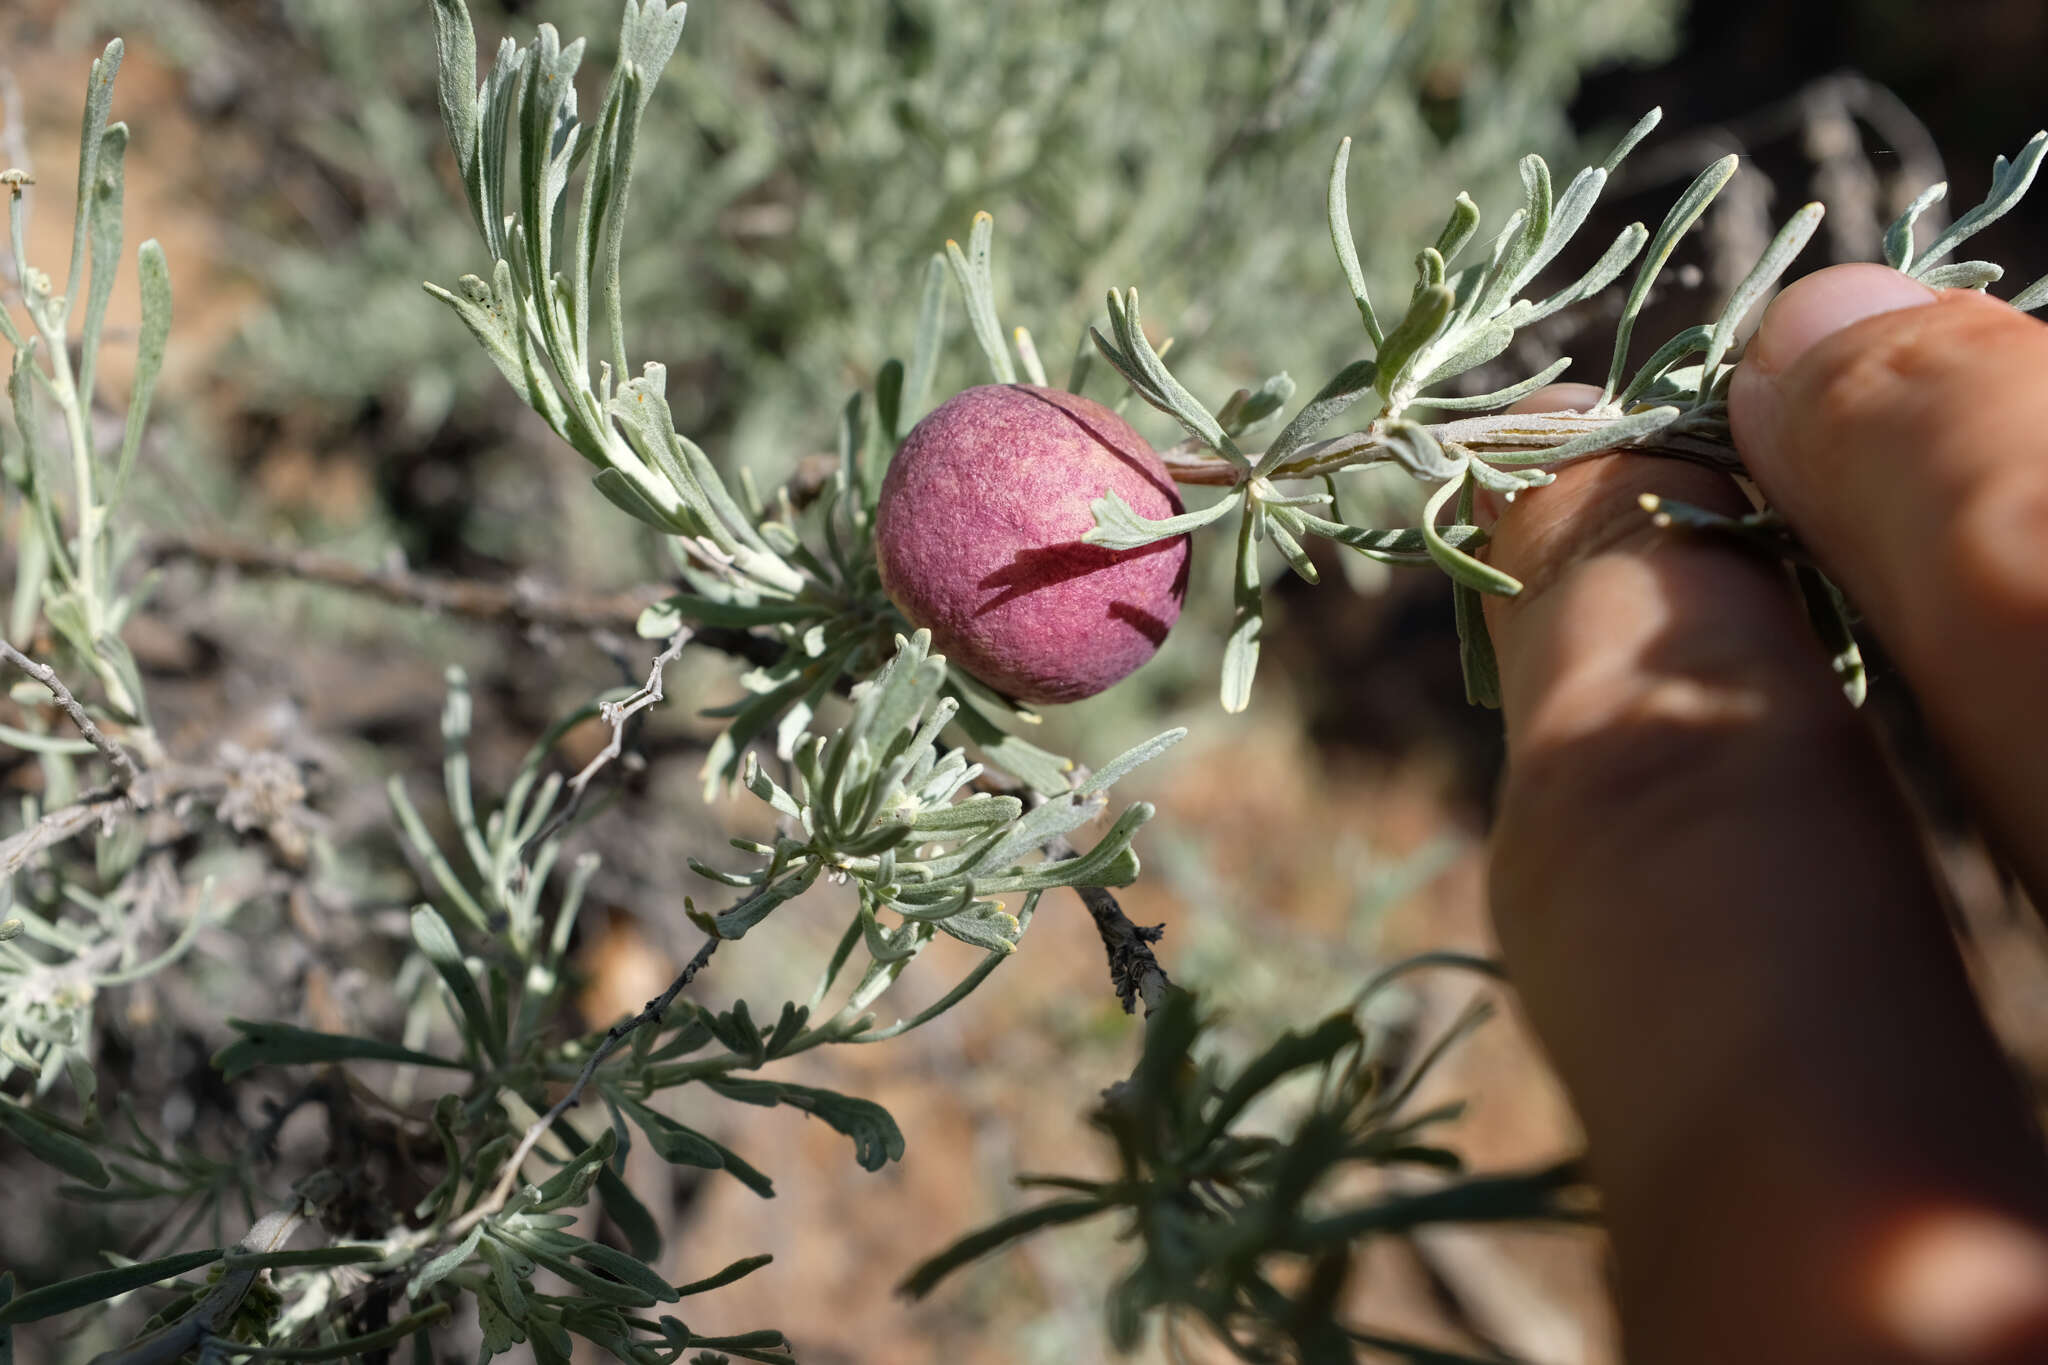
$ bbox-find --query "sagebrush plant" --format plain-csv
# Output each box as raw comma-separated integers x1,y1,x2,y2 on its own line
74,0,1682,471
3,5,2046,1365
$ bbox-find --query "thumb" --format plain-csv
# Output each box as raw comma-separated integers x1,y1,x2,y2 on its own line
1728,261,2048,905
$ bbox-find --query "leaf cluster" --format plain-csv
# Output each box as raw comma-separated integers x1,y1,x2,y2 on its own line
903,970,1591,1364
1074,109,2048,709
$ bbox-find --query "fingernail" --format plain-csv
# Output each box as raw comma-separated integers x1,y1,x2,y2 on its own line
1746,263,1939,376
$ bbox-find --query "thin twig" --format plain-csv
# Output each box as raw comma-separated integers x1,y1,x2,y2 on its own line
517,626,693,869
141,531,787,669
1,636,141,786
450,933,720,1238
140,531,666,634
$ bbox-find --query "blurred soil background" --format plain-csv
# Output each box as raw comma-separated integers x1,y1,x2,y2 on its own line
4,0,2048,1361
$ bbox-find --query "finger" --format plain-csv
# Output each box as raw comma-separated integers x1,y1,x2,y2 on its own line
1478,404,2048,1363
1729,264,2048,904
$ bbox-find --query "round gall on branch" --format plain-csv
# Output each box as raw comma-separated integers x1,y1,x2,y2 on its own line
875,384,1192,705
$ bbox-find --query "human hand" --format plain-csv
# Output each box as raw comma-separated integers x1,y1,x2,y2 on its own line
1482,263,2048,1365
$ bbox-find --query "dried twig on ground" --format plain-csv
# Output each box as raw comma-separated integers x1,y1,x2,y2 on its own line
141,531,786,669
141,531,666,634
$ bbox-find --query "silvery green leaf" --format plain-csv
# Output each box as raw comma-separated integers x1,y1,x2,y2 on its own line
1461,457,1553,495
1417,357,1571,412
979,793,1110,870
595,1167,661,1262
0,1097,108,1189
430,0,481,220
1616,323,1712,409
571,1239,681,1304
2012,273,2048,312
609,365,771,557
1416,318,1512,390
1379,419,1460,481
1260,358,1377,470
1420,474,1520,597
857,900,927,963
1917,260,2002,290
1221,510,1262,713
75,122,127,416
908,795,1022,834
977,803,1152,893
1475,154,1551,317
1603,154,1738,403
590,466,686,533
1074,728,1186,799
712,864,822,940
0,1249,220,1328
945,212,1016,384
1327,136,1384,345
1452,480,1503,707
1883,180,1948,270
1082,488,1240,551
411,906,501,1064
1488,404,1680,466
741,752,804,823
465,38,522,263
930,900,1023,953
1098,288,1247,466
870,360,904,488
898,253,949,437
1291,514,1484,566
897,1199,1106,1302
388,770,492,930
1604,107,1664,173
947,689,1074,797
676,1254,774,1298
1238,373,1297,430
488,1227,649,1307
405,1227,485,1301
11,357,74,585
1373,284,1454,406
212,1020,466,1082
1518,162,1608,288
1012,324,1049,387
423,263,572,442
1518,220,1647,325
615,1095,727,1172
64,40,123,314
92,632,147,726
1263,505,1320,583
1910,131,2047,277
1432,192,1482,264
1415,245,1446,290
703,1078,905,1171
761,1003,809,1060
1698,201,1824,392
